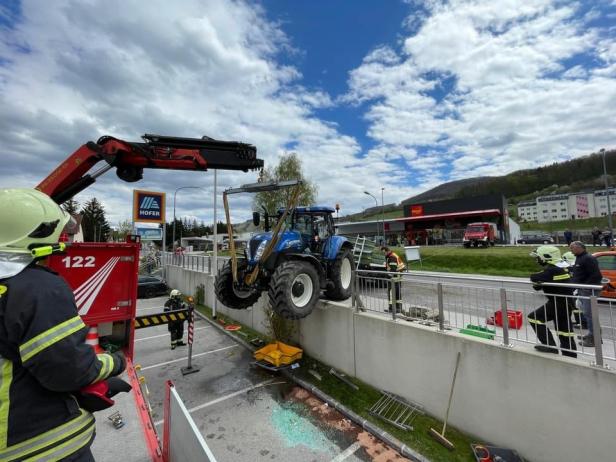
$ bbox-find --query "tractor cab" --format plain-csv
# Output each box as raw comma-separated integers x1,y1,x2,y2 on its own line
275,206,336,255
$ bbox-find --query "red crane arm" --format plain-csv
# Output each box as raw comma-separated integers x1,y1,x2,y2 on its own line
36,134,263,204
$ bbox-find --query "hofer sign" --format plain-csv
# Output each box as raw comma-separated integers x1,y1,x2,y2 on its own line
133,190,166,224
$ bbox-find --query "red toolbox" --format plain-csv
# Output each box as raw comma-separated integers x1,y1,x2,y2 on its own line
494,310,523,330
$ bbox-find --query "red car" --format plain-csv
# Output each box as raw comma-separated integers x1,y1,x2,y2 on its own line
592,251,616,298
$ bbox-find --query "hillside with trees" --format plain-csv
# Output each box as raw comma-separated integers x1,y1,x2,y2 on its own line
402,148,616,206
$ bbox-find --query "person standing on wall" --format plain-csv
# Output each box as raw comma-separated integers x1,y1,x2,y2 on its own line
381,246,406,314
569,241,603,347
527,246,577,358
165,289,187,349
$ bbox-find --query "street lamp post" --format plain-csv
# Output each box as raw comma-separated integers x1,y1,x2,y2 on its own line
173,186,203,251
381,187,385,244
601,148,613,245
364,191,379,242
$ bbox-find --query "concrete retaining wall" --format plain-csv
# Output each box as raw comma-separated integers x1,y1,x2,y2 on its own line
165,265,616,462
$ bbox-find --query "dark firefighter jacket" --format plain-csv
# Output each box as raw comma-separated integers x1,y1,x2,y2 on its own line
164,298,186,329
0,265,119,461
570,252,603,285
530,265,574,296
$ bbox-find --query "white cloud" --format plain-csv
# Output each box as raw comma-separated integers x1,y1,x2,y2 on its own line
0,0,367,225
346,0,616,190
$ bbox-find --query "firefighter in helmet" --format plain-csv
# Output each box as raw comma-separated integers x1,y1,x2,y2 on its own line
528,245,577,358
381,246,406,313
0,188,127,461
165,289,187,349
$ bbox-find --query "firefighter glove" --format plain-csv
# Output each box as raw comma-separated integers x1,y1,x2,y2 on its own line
110,352,126,377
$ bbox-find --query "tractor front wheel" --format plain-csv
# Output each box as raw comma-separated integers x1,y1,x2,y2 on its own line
215,260,261,310
268,260,320,320
325,248,353,300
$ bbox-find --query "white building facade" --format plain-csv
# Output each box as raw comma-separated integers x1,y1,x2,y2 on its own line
517,201,538,221
518,189,616,223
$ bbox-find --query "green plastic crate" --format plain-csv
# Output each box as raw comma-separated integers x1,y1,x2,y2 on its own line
459,324,496,340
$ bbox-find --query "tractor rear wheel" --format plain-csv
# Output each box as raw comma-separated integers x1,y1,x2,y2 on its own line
325,248,353,300
215,260,261,310
268,260,320,319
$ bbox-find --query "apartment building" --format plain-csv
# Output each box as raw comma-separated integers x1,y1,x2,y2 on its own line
517,201,538,221
517,189,616,222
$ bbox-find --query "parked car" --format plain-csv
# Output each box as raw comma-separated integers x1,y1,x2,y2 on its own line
592,251,616,298
137,275,168,298
517,234,554,244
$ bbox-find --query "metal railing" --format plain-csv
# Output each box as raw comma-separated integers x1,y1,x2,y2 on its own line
352,269,615,368
161,251,227,274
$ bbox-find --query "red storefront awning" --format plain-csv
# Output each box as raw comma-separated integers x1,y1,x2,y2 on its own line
394,209,501,222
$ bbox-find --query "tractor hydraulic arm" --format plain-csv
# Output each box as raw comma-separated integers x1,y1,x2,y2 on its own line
37,134,263,204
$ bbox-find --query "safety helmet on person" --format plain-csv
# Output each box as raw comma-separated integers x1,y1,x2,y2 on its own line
561,251,576,266
170,289,182,298
530,245,561,265
0,188,72,254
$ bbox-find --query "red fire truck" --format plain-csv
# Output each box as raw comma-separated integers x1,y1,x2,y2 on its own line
462,222,497,248
35,134,263,460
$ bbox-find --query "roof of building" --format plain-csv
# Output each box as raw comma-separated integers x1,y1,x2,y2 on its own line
337,208,501,227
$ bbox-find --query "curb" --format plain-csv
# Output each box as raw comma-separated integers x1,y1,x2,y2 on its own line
195,308,430,462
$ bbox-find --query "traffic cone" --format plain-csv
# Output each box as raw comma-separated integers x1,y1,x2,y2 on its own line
85,326,104,354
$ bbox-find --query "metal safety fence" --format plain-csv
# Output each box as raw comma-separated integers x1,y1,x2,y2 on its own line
352,269,615,368
160,251,227,274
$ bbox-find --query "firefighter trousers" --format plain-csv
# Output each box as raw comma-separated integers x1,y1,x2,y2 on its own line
168,321,184,346
528,297,577,358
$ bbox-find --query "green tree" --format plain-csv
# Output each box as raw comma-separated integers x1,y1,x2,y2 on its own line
254,152,317,215
62,198,80,215
81,198,111,242
113,219,133,241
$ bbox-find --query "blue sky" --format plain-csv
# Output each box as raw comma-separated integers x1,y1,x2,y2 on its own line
1,0,616,225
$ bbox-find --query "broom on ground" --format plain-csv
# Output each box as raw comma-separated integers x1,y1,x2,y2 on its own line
429,351,461,450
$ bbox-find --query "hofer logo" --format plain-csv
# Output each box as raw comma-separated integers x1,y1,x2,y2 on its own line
133,190,166,223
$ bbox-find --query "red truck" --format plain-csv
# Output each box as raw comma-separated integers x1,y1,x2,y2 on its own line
463,222,497,248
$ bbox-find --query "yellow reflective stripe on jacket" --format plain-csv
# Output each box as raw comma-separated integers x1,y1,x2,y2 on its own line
552,273,571,281
19,316,85,363
0,285,7,297
528,318,544,325
94,354,114,383
0,409,94,461
0,358,13,449
556,331,576,337
23,423,94,462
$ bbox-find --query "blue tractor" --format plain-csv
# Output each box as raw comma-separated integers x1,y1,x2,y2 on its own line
215,181,354,319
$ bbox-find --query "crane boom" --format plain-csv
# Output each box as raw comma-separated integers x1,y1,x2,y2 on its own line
37,134,263,204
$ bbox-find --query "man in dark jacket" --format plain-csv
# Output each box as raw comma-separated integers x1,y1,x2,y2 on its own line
0,189,126,461
569,241,603,347
528,246,577,357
